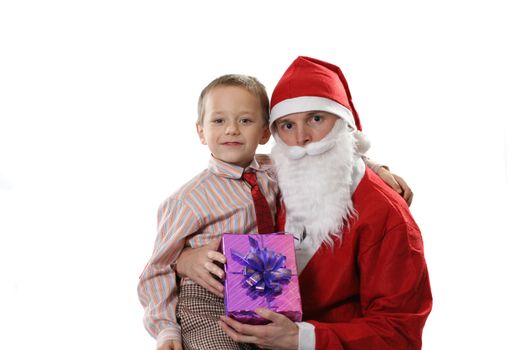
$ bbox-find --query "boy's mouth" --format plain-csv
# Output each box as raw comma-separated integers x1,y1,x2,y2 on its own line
221,142,243,146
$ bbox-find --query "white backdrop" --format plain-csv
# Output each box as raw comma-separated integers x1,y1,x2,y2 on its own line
1,1,524,349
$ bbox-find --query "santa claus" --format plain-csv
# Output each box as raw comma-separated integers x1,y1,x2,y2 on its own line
219,56,433,349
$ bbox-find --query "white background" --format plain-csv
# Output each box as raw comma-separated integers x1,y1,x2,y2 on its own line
1,1,524,349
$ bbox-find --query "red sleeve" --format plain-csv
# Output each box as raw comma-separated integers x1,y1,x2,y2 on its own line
309,223,432,350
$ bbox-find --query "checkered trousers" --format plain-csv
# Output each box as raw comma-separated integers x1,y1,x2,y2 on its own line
176,283,258,350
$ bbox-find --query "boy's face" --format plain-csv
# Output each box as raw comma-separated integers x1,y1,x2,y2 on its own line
197,86,270,168
274,111,339,147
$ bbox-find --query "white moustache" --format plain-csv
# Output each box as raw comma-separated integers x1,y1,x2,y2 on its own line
285,138,336,160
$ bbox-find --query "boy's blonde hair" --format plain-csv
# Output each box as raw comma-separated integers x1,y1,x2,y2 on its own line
197,74,270,125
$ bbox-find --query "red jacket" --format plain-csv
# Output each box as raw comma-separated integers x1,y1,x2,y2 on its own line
278,168,432,349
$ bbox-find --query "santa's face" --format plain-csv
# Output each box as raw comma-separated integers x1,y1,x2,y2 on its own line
273,111,339,146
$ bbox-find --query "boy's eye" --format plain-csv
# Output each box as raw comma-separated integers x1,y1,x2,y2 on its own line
212,119,224,124
240,118,253,124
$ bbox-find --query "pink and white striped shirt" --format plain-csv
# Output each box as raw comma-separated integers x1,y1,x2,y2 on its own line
137,154,279,344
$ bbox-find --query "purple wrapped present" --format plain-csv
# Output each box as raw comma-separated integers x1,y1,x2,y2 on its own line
222,233,302,324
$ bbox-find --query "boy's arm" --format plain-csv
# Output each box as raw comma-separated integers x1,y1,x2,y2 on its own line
157,340,182,350
361,156,384,174
138,198,200,346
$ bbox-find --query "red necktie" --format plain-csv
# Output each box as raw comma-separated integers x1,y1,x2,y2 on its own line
242,172,275,234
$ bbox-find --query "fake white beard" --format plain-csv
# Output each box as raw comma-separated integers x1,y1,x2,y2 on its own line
271,119,358,247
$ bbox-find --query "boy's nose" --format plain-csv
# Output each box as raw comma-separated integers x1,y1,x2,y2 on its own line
225,122,240,135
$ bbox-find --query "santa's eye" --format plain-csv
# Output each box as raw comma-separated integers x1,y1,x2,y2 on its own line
312,115,322,122
277,119,296,132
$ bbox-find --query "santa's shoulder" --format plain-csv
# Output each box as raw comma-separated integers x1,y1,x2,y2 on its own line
353,167,417,228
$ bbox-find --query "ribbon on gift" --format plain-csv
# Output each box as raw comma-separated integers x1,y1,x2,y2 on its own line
230,235,292,300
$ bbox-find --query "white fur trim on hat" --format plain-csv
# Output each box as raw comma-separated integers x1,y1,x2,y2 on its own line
270,96,357,130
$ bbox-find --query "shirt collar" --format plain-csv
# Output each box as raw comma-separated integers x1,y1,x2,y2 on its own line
208,155,265,179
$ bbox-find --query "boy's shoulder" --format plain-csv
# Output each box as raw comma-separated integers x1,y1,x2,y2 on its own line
254,153,274,168
162,168,213,206
254,153,272,164
254,154,277,180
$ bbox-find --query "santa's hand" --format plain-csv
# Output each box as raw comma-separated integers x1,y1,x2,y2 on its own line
219,308,299,350
377,167,414,206
175,239,225,297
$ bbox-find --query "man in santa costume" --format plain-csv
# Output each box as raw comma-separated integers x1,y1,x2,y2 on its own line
219,56,433,349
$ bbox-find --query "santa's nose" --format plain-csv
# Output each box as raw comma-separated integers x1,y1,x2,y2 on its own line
295,125,311,146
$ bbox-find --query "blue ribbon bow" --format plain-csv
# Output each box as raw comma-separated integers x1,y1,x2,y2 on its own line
230,236,292,299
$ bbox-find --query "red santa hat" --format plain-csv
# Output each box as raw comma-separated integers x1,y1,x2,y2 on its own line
270,56,369,152
270,56,362,130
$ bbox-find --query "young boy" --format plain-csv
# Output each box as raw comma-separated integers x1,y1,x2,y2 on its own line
138,74,412,350
138,74,277,350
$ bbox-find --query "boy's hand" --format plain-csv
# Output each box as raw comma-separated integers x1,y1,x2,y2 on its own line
157,340,182,350
175,238,226,297
377,167,414,206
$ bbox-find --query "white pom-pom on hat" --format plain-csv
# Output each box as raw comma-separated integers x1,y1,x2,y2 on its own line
353,130,370,155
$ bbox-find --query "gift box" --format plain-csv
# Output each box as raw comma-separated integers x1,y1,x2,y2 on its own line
222,233,302,324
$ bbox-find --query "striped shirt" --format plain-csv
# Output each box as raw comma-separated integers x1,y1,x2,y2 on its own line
137,154,278,344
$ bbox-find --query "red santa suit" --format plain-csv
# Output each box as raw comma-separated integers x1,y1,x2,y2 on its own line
269,56,432,349
277,164,432,349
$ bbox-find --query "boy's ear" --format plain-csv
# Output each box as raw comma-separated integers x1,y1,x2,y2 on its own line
196,123,207,145
259,126,271,145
